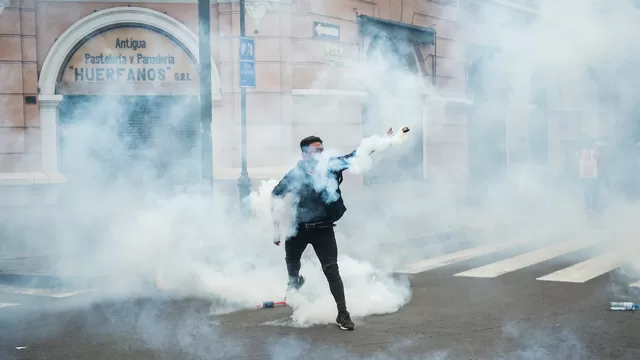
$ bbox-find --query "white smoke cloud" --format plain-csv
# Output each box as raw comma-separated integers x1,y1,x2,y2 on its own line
5,0,640,358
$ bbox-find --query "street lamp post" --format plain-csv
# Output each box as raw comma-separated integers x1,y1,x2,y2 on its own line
198,0,214,193
236,0,252,214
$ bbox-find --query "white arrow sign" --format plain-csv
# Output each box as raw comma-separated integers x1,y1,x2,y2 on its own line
314,23,340,38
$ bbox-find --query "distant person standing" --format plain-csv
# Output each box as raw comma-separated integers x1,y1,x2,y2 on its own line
578,143,601,213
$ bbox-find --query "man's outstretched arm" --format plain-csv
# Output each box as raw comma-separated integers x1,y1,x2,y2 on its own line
331,150,356,172
330,128,397,171
367,127,395,156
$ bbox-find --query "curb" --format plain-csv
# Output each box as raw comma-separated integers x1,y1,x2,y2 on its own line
0,273,114,290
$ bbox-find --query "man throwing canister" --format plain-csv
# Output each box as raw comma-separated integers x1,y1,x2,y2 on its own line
270,127,409,331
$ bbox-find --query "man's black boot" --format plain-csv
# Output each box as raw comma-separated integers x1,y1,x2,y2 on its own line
336,309,355,331
287,275,305,291
286,261,305,291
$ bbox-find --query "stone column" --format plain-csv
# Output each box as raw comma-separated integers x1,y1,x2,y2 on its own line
424,97,445,178
37,94,64,182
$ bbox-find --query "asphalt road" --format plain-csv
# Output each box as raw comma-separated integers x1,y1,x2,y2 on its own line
1,242,639,360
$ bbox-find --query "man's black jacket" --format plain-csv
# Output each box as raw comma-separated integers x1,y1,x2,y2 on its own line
272,151,356,225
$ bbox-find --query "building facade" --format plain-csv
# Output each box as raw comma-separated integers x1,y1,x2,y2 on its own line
0,0,616,208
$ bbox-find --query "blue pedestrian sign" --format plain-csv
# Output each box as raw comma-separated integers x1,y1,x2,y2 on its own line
239,37,256,88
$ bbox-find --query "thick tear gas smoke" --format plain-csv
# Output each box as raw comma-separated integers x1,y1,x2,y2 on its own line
453,0,640,275
5,0,640,357
10,25,429,328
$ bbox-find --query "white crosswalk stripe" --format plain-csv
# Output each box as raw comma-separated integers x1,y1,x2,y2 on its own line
0,285,92,298
0,302,19,309
454,240,599,278
397,241,523,274
537,249,631,283
399,239,639,287
0,284,94,311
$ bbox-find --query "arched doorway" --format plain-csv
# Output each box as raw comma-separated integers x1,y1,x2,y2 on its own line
362,33,425,184
37,7,222,196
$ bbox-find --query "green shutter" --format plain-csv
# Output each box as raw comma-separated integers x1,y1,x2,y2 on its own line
58,95,200,190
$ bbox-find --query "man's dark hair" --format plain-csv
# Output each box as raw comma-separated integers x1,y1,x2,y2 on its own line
300,136,323,152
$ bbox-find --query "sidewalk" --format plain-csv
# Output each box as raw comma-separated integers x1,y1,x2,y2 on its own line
0,255,79,289
0,255,56,276
0,254,107,289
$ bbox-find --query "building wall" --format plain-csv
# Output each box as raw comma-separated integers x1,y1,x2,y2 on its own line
0,0,39,174
0,0,616,202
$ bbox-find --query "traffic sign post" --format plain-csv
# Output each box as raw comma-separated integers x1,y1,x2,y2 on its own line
239,36,256,88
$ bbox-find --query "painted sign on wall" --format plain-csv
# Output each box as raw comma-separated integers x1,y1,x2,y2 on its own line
325,43,344,65
58,27,199,95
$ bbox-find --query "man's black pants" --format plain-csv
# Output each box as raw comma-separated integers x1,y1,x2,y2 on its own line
285,225,347,312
